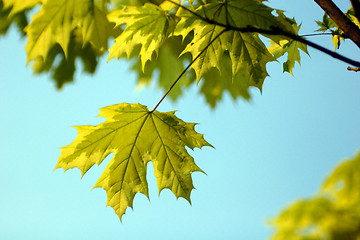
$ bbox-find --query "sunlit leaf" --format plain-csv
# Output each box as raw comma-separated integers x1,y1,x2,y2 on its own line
108,3,173,70
271,151,360,240
322,151,360,208
55,103,212,220
3,0,42,16
174,0,291,87
25,0,110,64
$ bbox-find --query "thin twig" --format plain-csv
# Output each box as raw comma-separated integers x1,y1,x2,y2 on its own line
247,25,360,67
150,29,228,112
299,32,332,37
347,66,360,72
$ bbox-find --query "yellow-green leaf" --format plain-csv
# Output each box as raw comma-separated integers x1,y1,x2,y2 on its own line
3,0,42,17
322,151,360,208
271,151,360,240
268,21,308,75
174,0,287,86
200,55,251,107
108,3,172,71
25,0,110,64
55,103,212,220
176,21,225,82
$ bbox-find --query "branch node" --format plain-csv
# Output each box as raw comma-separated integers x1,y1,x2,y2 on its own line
347,66,360,72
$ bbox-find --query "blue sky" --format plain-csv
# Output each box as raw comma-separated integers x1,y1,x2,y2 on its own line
1,1,360,239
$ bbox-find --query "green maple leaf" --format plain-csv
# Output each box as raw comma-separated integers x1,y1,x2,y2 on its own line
268,21,308,75
175,21,225,82
200,54,251,107
222,30,274,89
3,0,41,16
25,0,110,64
316,13,337,32
55,103,212,220
0,0,34,35
31,28,101,89
174,0,291,87
108,3,173,70
315,8,360,51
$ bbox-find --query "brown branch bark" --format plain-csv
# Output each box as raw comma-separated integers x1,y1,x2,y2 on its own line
350,0,360,23
314,0,360,48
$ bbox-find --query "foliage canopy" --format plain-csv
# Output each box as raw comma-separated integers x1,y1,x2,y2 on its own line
1,0,360,233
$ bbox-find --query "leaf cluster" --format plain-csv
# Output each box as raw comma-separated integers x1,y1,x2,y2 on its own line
270,152,360,240
0,0,307,107
2,0,329,221
316,7,360,50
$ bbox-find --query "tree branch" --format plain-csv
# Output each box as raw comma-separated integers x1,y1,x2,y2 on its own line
350,0,360,23
314,0,360,48
246,26,360,68
167,0,360,67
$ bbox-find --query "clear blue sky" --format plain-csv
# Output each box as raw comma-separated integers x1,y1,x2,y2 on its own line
1,1,360,239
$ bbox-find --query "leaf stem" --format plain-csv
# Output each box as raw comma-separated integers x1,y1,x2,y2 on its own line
150,29,228,113
249,25,360,67
299,32,333,37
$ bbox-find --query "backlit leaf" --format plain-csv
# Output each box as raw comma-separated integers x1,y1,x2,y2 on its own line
174,0,291,87
55,103,212,220
25,0,110,64
0,0,30,35
108,3,173,70
322,151,360,207
268,21,308,75
31,28,101,88
271,151,360,240
3,0,42,16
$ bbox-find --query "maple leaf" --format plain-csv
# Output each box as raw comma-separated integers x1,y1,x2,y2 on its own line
0,0,31,35
268,21,308,75
316,13,337,32
2,0,42,17
25,0,110,64
174,0,292,87
315,8,360,51
32,28,101,88
200,55,251,107
108,3,173,70
55,103,212,220
175,20,225,82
